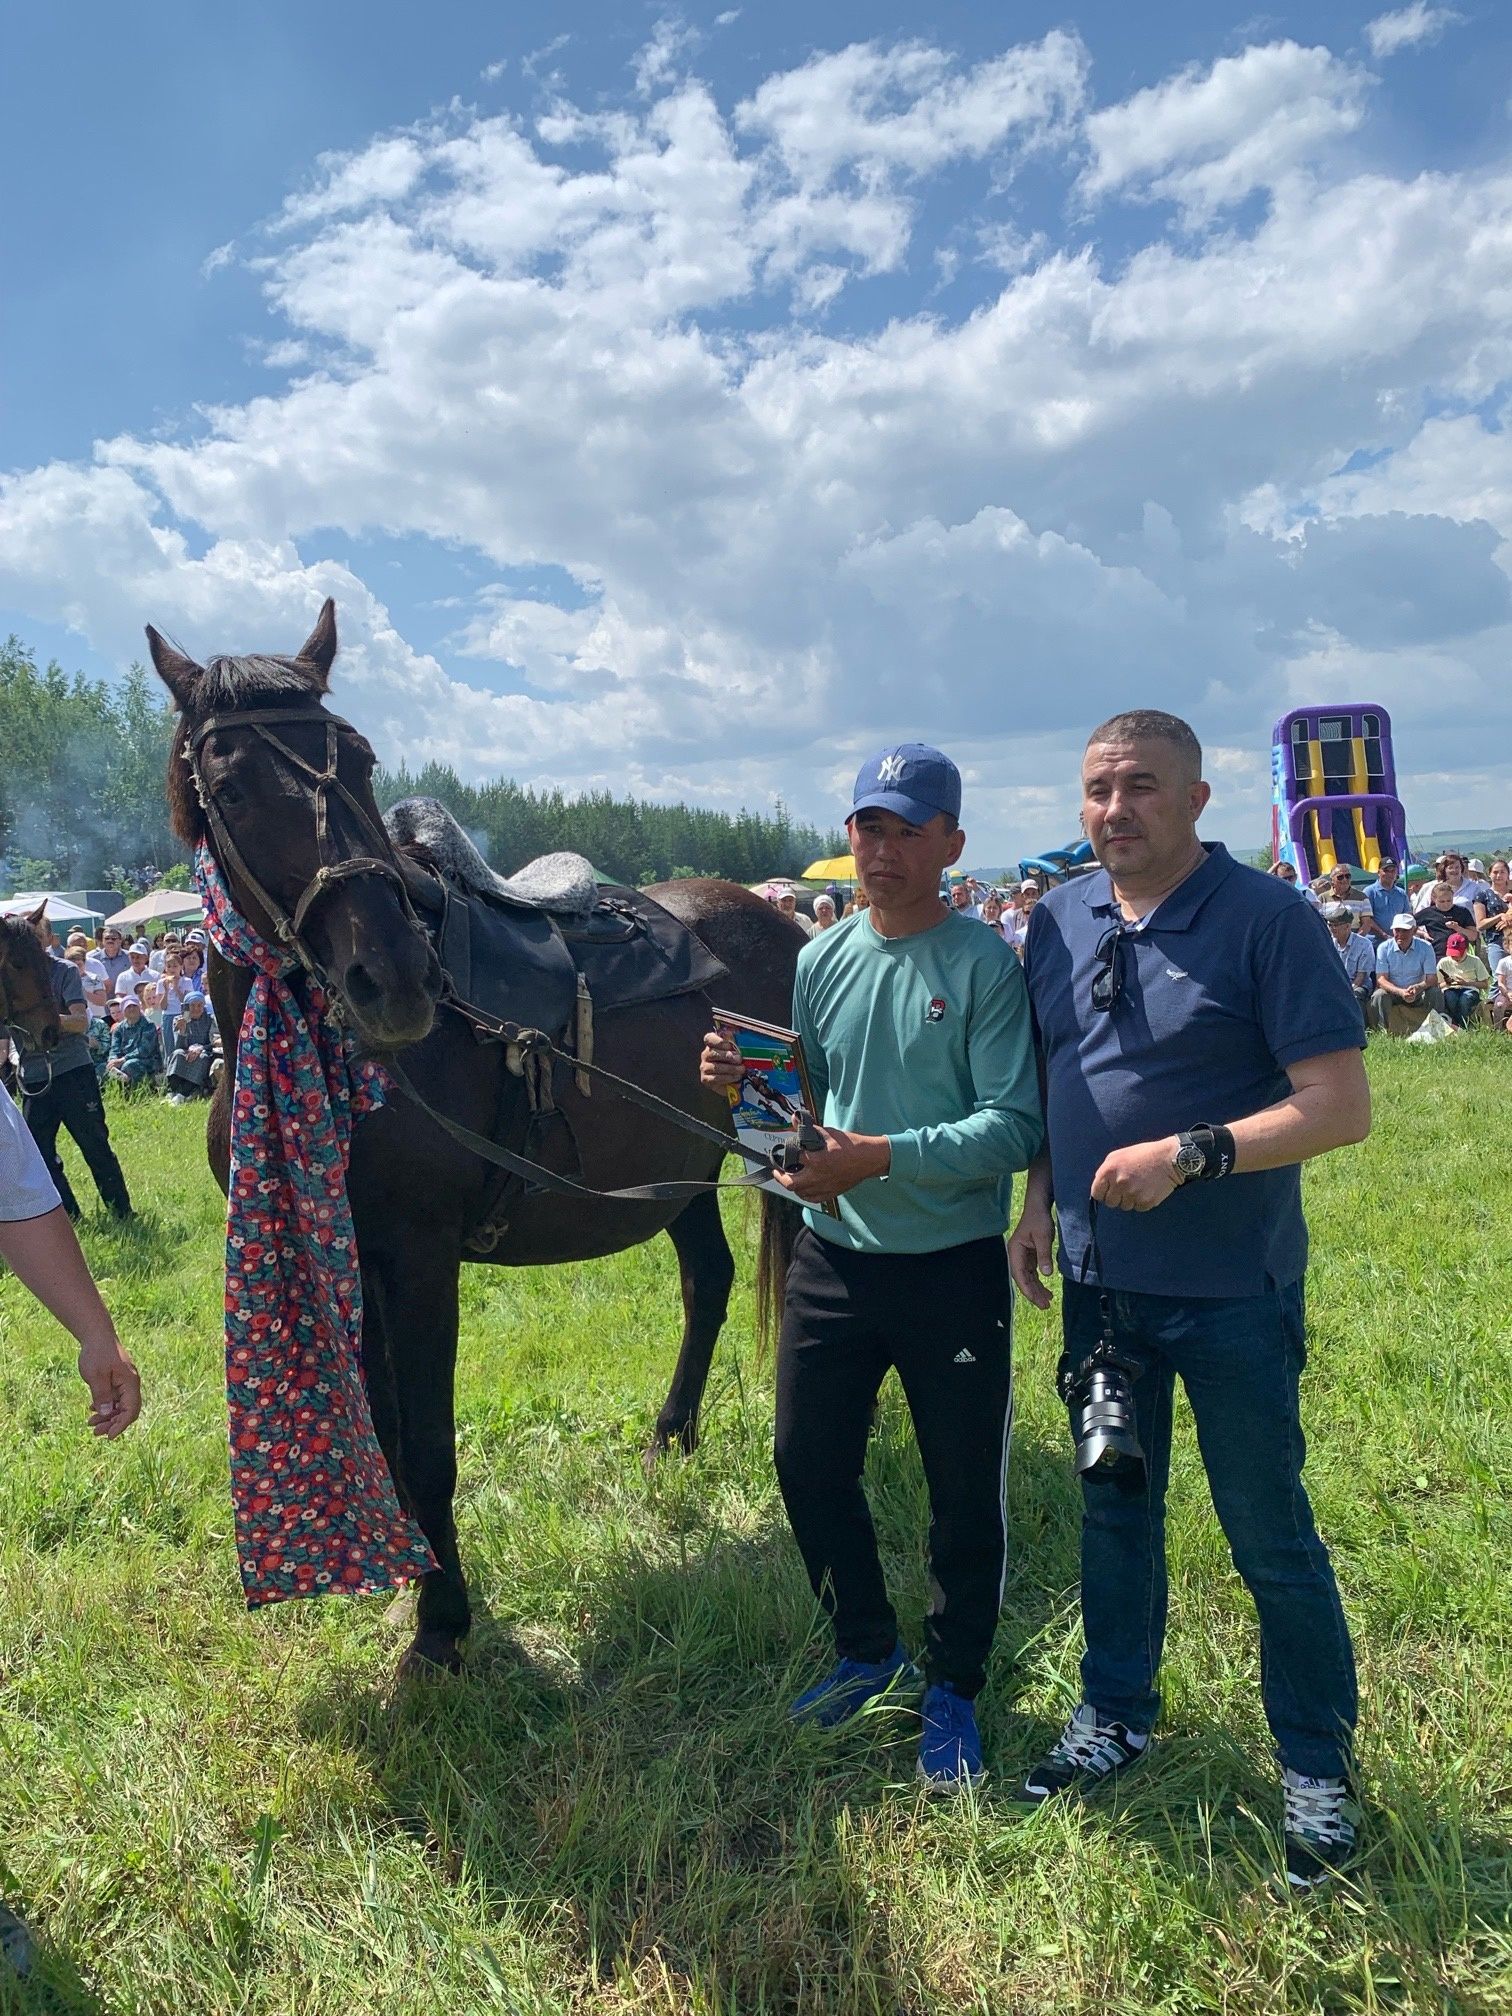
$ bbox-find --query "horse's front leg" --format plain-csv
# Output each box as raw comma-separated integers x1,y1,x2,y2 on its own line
645,1188,736,1473
370,1227,471,1676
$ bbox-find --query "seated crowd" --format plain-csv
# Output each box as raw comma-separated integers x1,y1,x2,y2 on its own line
56,923,223,1102
767,847,1512,1038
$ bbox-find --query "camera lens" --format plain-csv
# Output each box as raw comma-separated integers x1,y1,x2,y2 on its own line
1064,1357,1147,1492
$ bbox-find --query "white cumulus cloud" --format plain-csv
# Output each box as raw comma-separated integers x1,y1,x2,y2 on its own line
2,27,1511,851
1081,41,1370,222
1365,5,1463,60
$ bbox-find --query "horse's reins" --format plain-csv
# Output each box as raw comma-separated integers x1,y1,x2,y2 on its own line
189,707,787,1207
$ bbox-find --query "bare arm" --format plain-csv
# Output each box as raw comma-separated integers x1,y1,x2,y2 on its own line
1090,1047,1370,1211
1226,1047,1371,1170
0,1208,142,1436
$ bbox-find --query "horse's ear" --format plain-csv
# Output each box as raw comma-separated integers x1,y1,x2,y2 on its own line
145,626,202,710
295,598,337,688
25,902,47,928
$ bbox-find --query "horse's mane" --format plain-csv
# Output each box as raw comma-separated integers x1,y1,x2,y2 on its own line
166,654,325,848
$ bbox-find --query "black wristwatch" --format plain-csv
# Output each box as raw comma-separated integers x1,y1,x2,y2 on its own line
1172,1123,1236,1184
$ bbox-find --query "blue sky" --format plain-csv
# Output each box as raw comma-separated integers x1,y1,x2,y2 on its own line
3,0,1509,859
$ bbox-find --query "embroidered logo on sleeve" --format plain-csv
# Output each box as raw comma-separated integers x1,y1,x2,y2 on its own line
926,996,947,1022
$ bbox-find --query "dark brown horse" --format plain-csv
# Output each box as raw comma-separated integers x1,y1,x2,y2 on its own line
147,602,801,1673
0,908,63,1076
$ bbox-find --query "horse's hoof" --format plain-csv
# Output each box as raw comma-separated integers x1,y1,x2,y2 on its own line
642,1422,698,1476
396,1632,464,1681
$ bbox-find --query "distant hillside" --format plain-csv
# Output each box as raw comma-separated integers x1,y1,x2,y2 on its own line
1408,827,1512,860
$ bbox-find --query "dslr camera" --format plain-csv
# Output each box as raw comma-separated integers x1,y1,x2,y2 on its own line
1057,1327,1147,1491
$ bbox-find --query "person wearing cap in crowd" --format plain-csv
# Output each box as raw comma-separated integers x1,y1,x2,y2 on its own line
1323,903,1376,1030
771,885,814,939
1322,865,1365,926
162,993,219,1103
104,997,163,1091
1371,914,1442,1036
1009,879,1040,957
14,911,133,1219
111,940,154,1012
1436,932,1490,1030
1361,857,1406,940
700,742,1041,1790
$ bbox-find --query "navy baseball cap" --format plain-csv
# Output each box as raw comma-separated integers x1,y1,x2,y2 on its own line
846,744,961,827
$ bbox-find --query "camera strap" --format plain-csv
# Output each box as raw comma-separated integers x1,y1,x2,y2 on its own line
1079,1198,1118,1352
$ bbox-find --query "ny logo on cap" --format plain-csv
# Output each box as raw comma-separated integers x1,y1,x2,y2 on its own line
877,753,906,785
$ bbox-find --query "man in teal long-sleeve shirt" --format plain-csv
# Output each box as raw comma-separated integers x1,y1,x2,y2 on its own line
702,745,1041,1788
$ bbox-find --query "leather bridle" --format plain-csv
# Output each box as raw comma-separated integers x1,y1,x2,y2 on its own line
186,704,423,996
0,941,57,1094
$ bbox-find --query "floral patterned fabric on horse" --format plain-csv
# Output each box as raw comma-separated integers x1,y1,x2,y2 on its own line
195,843,436,1607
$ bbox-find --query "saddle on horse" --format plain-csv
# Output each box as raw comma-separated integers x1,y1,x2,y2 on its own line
386,797,728,1052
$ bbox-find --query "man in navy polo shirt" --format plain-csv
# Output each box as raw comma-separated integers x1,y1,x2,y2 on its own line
1009,709,1370,1891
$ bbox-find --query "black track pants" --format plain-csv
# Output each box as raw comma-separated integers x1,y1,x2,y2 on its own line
774,1226,1013,1696
23,1064,131,1217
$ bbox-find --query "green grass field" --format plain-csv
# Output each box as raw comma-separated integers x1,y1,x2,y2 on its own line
1,1039,1509,2015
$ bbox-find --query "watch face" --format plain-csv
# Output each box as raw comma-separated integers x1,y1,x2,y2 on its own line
1175,1142,1206,1179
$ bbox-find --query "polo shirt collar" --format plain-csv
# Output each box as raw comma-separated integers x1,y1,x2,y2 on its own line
1077,841,1235,932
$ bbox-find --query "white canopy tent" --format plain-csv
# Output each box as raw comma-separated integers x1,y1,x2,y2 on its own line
1,891,107,928
104,889,205,931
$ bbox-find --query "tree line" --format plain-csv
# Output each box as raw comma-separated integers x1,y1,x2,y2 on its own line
0,637,841,895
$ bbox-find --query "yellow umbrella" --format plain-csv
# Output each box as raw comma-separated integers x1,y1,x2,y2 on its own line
800,854,856,882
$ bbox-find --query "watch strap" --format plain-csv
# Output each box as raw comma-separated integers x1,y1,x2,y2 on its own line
1188,1123,1236,1180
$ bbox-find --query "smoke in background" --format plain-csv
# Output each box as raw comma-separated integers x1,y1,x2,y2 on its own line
0,640,180,893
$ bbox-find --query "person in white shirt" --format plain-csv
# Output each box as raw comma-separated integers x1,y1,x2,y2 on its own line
1009,881,1041,956
112,941,154,1010
1492,951,1512,1033
774,887,814,939
0,1077,141,1979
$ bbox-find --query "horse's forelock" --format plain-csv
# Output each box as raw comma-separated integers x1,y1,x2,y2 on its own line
199,653,321,707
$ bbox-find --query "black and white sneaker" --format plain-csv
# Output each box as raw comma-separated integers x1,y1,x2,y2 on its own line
1019,1703,1151,1803
1282,1769,1360,1891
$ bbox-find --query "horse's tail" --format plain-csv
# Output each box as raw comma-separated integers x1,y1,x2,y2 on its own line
755,1192,799,1358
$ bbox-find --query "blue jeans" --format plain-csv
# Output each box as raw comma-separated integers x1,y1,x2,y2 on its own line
1062,1279,1356,1778
1441,986,1481,1028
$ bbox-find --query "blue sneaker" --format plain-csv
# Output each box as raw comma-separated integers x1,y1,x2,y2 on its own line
917,1683,984,1791
789,1642,921,1727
